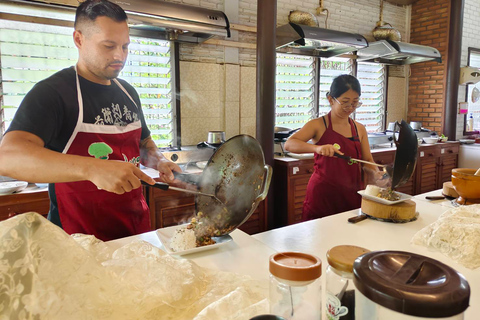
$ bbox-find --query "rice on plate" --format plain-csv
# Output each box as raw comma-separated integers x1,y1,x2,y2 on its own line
170,227,196,252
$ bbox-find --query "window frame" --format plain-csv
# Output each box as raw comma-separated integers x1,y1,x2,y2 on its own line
464,47,480,135
0,8,179,147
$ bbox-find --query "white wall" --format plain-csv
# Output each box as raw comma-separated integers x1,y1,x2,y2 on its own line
170,0,409,144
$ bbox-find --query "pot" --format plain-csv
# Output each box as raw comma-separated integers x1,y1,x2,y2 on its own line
207,131,225,144
353,251,470,319
409,121,422,130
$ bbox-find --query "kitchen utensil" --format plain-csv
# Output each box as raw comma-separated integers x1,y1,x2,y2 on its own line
472,86,480,103
207,131,225,144
196,135,272,236
334,153,394,177
141,180,226,207
274,127,300,140
451,168,480,204
409,121,422,130
423,137,438,144
425,196,447,201
475,168,480,176
390,120,418,189
353,251,470,319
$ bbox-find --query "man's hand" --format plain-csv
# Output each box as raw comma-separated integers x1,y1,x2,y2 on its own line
157,158,182,183
87,160,156,194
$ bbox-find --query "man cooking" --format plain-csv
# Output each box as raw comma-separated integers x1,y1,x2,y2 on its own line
0,0,181,241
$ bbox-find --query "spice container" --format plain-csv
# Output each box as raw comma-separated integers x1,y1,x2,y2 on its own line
269,252,322,319
326,245,370,320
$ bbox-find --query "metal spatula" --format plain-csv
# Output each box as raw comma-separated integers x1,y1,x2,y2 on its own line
334,152,394,177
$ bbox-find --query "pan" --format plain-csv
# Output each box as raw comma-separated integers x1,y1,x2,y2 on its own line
390,120,418,189
177,135,272,237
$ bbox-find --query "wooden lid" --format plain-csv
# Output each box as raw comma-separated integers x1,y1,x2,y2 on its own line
326,245,370,273
269,252,322,282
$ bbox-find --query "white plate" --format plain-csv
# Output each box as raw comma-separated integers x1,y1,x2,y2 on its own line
358,189,413,205
156,225,233,256
0,181,28,195
459,139,475,144
196,161,208,169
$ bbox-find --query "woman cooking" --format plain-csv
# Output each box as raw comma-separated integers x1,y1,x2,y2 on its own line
285,74,382,221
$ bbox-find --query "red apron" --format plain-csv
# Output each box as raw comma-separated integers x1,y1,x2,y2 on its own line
302,113,364,221
54,67,150,241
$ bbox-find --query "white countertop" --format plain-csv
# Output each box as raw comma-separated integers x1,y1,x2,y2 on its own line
109,192,478,319
253,196,478,320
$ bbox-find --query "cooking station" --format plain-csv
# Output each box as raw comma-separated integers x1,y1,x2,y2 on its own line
108,190,479,319
368,128,437,148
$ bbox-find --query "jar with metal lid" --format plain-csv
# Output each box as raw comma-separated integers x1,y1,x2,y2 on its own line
326,245,370,320
269,252,322,319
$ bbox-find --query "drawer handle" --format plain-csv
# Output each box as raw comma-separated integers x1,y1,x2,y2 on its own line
448,150,453,153
428,153,434,157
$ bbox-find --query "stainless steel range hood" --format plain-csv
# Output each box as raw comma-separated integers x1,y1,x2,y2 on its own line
357,40,441,65
6,0,230,43
276,23,368,58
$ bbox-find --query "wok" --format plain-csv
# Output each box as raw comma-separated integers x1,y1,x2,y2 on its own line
188,135,272,237
390,120,418,189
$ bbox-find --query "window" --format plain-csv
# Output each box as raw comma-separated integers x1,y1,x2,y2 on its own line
275,53,315,129
275,54,387,133
356,62,386,133
0,13,174,147
466,48,480,133
318,56,353,117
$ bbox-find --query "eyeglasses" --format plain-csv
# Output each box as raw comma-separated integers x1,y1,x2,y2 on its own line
333,97,363,111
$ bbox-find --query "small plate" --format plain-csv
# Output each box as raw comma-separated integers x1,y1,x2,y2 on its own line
156,225,233,256
0,181,28,195
459,139,475,144
196,161,208,169
358,190,413,205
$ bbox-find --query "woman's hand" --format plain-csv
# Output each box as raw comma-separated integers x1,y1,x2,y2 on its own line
157,158,182,183
315,144,343,157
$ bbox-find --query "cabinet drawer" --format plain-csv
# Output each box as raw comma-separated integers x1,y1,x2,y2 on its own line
438,144,459,157
372,150,395,165
0,191,50,222
418,146,437,160
288,163,315,177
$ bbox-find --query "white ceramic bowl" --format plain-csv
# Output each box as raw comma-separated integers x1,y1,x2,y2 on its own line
423,137,438,144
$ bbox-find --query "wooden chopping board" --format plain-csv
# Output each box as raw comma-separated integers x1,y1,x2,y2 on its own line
361,198,416,221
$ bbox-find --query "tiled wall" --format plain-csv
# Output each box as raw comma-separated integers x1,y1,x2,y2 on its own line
171,0,410,145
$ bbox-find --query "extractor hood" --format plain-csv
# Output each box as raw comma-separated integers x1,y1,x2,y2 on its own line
276,22,368,58
6,0,230,43
357,40,441,65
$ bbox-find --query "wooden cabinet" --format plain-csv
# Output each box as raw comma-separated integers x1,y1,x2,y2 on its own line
415,143,459,194
0,190,50,221
144,185,266,235
273,158,314,227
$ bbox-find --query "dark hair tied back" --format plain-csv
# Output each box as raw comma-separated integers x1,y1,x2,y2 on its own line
327,74,361,99
75,0,127,27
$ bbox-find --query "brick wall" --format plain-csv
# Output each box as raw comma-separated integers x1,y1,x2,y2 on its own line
408,0,450,132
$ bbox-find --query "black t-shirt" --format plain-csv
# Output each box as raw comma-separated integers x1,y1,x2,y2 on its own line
7,67,151,227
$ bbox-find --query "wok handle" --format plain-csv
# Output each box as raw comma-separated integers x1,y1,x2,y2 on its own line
141,180,169,190
255,164,273,202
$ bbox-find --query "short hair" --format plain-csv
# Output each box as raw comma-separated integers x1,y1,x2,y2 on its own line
327,74,361,98
74,0,128,29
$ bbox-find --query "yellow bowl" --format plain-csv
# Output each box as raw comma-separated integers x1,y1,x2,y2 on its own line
451,168,480,200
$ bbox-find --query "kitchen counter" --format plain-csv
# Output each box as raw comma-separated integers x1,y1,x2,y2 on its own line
109,192,478,319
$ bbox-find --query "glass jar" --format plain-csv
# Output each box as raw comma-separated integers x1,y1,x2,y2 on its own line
269,252,322,320
325,245,370,320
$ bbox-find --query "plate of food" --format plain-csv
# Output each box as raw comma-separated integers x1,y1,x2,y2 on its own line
0,181,28,195
156,224,233,256
358,185,413,205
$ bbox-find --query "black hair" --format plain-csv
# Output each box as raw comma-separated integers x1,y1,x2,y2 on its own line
327,74,361,98
74,0,127,28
